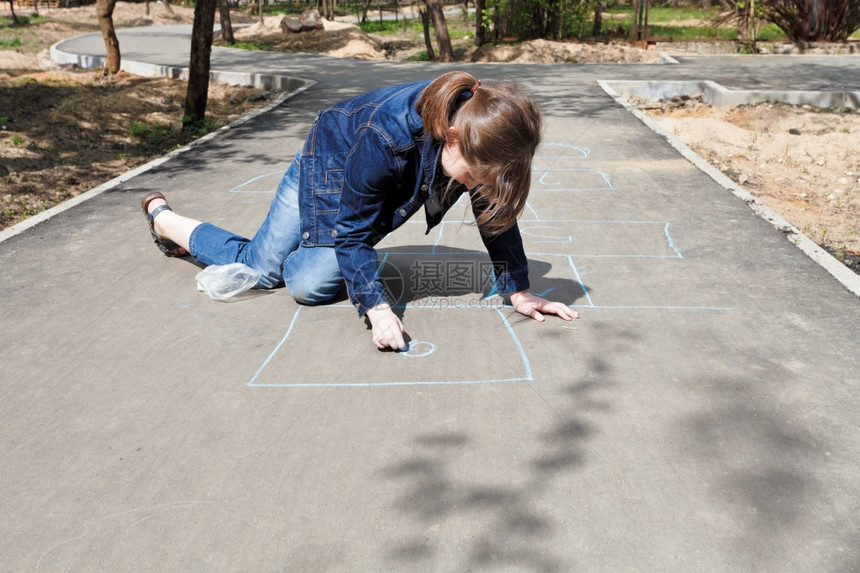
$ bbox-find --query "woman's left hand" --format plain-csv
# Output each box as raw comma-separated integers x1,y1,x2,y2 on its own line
510,290,580,322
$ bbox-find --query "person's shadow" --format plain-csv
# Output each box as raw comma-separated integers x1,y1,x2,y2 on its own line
371,245,590,310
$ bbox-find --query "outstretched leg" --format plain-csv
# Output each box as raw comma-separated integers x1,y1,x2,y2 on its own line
141,192,200,256
139,156,305,289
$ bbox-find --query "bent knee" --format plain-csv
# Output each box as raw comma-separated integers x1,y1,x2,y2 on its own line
286,278,341,306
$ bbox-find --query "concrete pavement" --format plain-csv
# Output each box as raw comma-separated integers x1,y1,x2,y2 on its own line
1,26,859,571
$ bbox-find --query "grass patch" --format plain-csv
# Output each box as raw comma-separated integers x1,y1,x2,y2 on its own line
603,3,790,43
0,14,45,26
405,50,431,61
128,120,210,155
357,18,423,35
645,25,737,41
231,42,271,51
130,121,178,148
1,36,22,48
0,14,53,54
640,5,722,23
757,25,789,42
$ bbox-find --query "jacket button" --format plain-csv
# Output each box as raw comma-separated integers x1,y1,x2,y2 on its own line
331,229,338,238
399,208,408,217
302,231,310,240
420,184,429,192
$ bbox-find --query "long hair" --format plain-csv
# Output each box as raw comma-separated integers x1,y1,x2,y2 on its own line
415,71,542,236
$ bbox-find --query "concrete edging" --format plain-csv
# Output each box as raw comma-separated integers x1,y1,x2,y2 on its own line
603,79,859,109
599,79,860,298
49,37,311,92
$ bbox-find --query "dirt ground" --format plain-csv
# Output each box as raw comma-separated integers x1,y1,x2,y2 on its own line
641,98,859,271
1,2,857,272
230,13,664,63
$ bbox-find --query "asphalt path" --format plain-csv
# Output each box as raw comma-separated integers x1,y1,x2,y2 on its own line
1,26,859,572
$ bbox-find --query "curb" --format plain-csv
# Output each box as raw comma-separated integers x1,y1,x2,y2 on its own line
599,79,860,298
602,79,860,109
49,33,311,92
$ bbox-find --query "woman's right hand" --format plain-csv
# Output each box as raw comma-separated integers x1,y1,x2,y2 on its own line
366,304,407,351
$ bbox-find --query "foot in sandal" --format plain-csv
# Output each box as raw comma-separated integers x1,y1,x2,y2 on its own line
140,192,189,257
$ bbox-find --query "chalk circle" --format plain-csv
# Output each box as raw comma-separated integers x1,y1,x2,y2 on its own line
402,340,436,357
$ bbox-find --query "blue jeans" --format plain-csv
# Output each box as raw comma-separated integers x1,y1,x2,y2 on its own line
188,157,343,305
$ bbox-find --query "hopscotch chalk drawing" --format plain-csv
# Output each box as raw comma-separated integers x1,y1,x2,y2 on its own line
531,143,614,192
234,141,730,387
246,306,533,387
229,170,286,194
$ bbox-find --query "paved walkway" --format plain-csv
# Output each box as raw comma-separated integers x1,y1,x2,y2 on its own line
2,27,859,572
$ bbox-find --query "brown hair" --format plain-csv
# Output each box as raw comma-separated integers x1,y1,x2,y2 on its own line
415,71,542,236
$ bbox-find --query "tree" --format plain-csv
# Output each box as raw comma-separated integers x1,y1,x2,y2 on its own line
716,0,860,43
485,0,593,41
424,0,454,61
320,0,335,20
184,0,218,129
474,0,485,46
6,0,19,24
592,0,605,36
419,7,436,59
219,0,235,45
356,0,373,23
763,0,860,42
737,0,761,49
631,0,649,42
96,0,120,74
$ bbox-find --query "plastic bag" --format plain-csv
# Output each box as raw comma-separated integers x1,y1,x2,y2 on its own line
195,263,262,301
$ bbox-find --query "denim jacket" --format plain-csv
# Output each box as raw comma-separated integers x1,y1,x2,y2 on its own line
298,80,529,315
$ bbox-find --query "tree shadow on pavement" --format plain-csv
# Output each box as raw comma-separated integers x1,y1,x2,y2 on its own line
375,320,630,571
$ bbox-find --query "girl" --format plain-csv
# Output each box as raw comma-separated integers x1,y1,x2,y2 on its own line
141,71,579,351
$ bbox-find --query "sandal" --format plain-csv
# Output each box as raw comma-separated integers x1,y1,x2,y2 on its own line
140,191,189,257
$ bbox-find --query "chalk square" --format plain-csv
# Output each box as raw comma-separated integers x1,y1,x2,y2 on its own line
518,220,682,258
247,306,532,387
567,257,729,309
531,168,615,192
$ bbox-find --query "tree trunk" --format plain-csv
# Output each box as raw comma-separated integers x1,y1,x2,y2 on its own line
162,0,175,14
184,0,218,129
425,0,454,62
631,0,639,39
96,0,120,74
474,0,484,47
219,0,235,44
545,0,561,38
592,0,603,36
258,0,263,25
419,7,436,60
492,0,499,41
145,0,150,17
7,0,19,24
